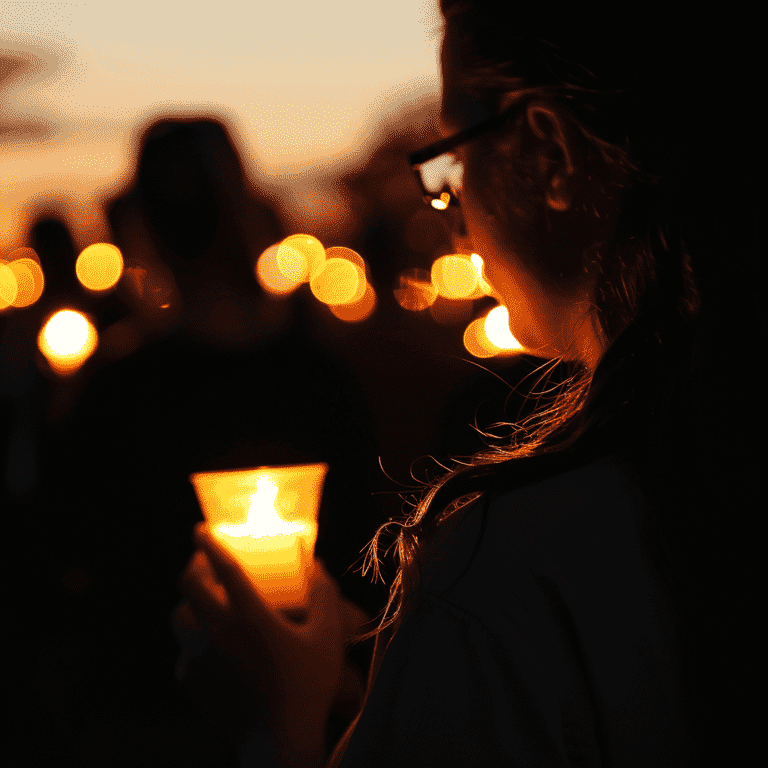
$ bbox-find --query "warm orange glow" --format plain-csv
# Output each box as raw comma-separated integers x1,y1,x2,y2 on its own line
463,316,502,358
275,241,308,283
0,261,19,310
190,464,328,612
6,247,40,264
75,243,124,291
325,246,365,274
469,254,495,298
393,268,438,311
485,305,524,350
278,234,326,282
5,258,44,307
310,257,365,305
256,243,302,295
273,233,325,286
431,254,478,299
38,309,98,375
431,191,451,210
328,282,377,322
1,248,45,309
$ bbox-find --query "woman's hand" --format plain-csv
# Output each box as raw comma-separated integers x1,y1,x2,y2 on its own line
177,523,348,751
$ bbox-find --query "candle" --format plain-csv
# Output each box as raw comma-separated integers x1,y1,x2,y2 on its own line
189,463,328,613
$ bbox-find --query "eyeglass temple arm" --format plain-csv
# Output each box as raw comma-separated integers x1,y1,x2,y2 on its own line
408,111,509,166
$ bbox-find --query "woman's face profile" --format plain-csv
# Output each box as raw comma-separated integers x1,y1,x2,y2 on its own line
438,29,608,369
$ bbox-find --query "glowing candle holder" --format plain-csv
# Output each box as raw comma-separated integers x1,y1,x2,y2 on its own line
189,463,328,614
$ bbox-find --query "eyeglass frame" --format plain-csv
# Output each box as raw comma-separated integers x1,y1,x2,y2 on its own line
408,88,561,210
408,106,517,210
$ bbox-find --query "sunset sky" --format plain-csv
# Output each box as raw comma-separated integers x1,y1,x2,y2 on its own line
1,0,443,252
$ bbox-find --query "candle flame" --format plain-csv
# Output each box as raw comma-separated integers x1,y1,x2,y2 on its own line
217,475,307,538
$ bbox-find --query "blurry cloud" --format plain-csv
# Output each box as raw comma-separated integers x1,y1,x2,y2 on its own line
0,36,78,144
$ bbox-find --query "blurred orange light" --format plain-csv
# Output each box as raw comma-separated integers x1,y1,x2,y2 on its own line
463,316,502,358
76,243,124,292
431,192,451,210
0,261,19,310
6,247,41,264
38,309,98,375
328,282,377,323
7,258,45,307
256,243,302,295
484,305,523,351
469,254,495,298
277,234,326,282
325,246,366,274
431,254,478,299
393,268,438,311
310,258,365,306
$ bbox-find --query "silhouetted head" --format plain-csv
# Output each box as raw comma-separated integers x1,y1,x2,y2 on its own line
134,120,234,264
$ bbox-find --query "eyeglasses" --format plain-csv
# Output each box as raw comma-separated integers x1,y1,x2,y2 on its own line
409,106,516,211
409,86,556,211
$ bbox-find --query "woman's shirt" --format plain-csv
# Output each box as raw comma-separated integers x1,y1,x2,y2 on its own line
327,453,694,767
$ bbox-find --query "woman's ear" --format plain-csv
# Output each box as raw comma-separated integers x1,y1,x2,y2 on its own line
525,102,577,212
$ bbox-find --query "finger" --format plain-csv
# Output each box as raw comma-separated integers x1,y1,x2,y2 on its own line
301,562,343,637
180,549,231,623
179,548,214,592
181,550,228,607
194,524,281,629
172,599,203,636
170,600,210,660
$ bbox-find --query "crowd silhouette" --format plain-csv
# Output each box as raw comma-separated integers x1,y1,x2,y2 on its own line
4,109,549,766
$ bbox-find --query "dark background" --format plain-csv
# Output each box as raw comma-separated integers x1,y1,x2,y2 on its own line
1,116,553,766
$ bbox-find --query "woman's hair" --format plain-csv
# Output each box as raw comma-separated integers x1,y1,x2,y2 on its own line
348,4,763,763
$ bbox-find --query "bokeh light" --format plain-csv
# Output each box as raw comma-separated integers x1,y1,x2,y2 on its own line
393,268,438,311
325,246,366,276
310,258,365,306
484,305,523,351
6,247,40,265
431,192,451,210
256,243,302,295
470,254,495,298
38,309,98,375
2,247,45,308
0,261,19,310
463,305,523,358
275,241,309,283
463,316,502,358
275,233,327,285
76,243,124,291
431,254,478,299
281,234,326,280
328,282,377,323
7,259,45,307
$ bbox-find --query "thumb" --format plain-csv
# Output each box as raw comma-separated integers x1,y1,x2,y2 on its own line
303,559,341,631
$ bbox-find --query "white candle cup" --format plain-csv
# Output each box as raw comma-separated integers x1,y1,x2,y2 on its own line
189,463,328,614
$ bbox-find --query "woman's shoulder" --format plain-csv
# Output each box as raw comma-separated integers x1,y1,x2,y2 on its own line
490,452,650,537
421,452,660,598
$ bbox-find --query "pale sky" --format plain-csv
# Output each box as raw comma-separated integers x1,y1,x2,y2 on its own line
0,0,444,251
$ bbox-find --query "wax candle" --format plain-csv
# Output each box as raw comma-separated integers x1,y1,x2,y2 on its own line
190,464,328,613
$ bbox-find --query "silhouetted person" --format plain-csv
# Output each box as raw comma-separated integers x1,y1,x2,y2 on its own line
32,117,386,766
